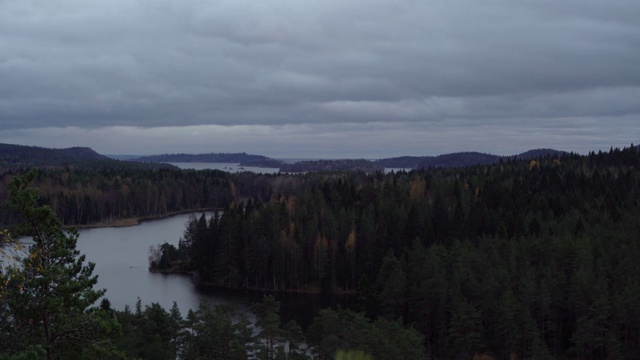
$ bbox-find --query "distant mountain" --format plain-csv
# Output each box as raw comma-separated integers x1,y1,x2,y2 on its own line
130,152,271,164
280,159,383,173
0,143,177,171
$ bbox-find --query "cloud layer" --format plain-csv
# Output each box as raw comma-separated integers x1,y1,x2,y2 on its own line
1,0,639,156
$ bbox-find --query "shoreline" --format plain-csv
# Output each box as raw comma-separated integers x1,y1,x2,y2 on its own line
194,282,357,296
149,266,357,296
71,207,222,230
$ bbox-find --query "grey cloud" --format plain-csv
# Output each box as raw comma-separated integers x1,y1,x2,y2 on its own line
1,118,637,159
0,0,638,156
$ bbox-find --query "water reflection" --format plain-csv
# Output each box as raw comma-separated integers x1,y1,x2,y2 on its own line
76,213,218,315
75,213,354,327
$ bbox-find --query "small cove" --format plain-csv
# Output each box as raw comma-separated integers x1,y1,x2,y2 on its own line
76,213,354,327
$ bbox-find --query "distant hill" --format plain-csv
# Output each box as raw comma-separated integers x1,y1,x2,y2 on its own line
239,159,286,168
374,156,426,168
375,149,567,169
280,159,383,173
418,152,500,169
0,144,570,174
0,143,108,161
126,149,569,172
0,143,177,171
512,148,569,160
105,154,142,160
130,152,271,164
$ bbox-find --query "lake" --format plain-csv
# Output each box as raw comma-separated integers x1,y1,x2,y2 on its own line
75,213,355,326
76,213,226,315
169,162,412,174
169,162,281,173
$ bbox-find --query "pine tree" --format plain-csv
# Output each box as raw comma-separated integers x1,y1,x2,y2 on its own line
1,171,120,359
254,295,284,359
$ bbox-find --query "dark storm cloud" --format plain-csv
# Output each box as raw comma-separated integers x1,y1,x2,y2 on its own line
0,0,639,155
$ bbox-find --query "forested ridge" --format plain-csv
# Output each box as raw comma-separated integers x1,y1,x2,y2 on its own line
152,145,640,359
130,152,271,163
279,159,383,173
0,168,233,227
3,145,640,359
0,172,424,359
0,143,177,172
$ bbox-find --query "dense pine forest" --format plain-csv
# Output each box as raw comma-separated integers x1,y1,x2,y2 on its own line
3,145,640,359
154,146,640,359
0,168,232,227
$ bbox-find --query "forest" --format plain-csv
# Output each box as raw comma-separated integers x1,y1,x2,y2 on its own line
0,168,232,227
153,146,640,359
0,172,422,359
2,145,640,359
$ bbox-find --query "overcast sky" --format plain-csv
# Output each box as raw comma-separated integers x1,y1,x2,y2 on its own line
1,0,639,158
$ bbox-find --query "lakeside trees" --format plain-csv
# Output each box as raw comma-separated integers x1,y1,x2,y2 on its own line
0,168,232,227
111,295,424,360
159,145,640,359
1,172,425,360
5,145,640,358
0,171,121,359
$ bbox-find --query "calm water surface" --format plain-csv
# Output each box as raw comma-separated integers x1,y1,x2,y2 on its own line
169,162,280,173
168,162,410,174
76,213,354,326
76,213,233,315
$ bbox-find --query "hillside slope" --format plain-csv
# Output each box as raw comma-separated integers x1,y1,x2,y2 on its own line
0,143,176,171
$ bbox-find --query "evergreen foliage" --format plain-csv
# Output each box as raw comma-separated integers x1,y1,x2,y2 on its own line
0,172,426,360
0,168,232,227
5,145,640,358
174,145,640,359
0,171,121,359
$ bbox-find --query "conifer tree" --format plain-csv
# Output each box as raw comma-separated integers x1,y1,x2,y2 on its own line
1,171,120,360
